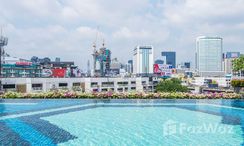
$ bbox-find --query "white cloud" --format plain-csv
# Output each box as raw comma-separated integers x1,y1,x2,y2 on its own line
0,0,243,69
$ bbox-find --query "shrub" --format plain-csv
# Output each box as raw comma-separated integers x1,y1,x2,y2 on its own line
2,92,21,98
0,91,242,99
231,79,244,87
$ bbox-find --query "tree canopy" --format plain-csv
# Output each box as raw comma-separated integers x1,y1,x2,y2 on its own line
156,78,188,92
232,56,244,72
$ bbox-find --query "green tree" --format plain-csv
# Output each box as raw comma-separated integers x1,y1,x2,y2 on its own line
156,78,188,92
232,56,244,76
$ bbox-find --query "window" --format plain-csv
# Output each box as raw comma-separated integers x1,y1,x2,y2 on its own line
3,84,15,89
32,84,42,88
32,84,43,90
131,81,136,84
117,88,123,92
118,82,128,86
102,82,114,87
59,83,68,87
73,82,80,86
131,87,136,90
101,88,108,92
153,81,158,84
91,82,98,87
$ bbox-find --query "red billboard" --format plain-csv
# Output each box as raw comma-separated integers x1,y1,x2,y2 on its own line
52,69,66,78
16,62,32,66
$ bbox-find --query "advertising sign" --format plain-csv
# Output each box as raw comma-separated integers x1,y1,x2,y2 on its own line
154,64,173,76
42,69,52,77
16,62,32,66
42,69,67,78
230,52,239,58
52,69,66,78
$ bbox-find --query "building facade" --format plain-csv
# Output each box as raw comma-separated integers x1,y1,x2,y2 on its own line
2,56,42,78
1,77,159,93
184,62,191,69
192,76,231,88
127,60,133,73
161,51,176,68
195,36,224,76
224,52,240,75
226,52,240,59
133,46,154,76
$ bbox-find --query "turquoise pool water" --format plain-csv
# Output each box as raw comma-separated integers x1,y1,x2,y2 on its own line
0,99,244,146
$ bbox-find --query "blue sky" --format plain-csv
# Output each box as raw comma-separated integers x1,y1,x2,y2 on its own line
0,0,244,69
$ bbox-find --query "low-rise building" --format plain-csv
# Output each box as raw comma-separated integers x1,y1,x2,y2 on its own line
191,76,232,88
1,77,159,93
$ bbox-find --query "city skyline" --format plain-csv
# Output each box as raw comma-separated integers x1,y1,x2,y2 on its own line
0,0,244,69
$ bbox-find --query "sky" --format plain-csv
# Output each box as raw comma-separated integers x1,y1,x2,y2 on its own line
0,0,244,70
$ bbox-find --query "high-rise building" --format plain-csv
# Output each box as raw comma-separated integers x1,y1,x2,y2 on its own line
127,60,133,73
110,58,121,75
93,47,111,77
184,62,190,69
195,36,224,76
133,45,154,75
161,51,176,68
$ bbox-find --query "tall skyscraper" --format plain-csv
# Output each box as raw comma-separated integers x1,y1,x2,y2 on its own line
161,51,176,68
196,36,224,76
133,45,154,75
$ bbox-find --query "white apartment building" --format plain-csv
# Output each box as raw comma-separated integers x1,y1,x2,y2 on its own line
192,76,231,87
1,77,159,93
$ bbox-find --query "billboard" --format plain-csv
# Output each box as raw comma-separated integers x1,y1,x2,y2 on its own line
16,62,32,66
42,69,66,78
42,69,52,77
226,52,240,58
52,68,66,78
154,64,173,76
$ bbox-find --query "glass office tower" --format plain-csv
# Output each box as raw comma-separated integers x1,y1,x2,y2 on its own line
196,36,223,76
133,46,154,75
161,51,176,68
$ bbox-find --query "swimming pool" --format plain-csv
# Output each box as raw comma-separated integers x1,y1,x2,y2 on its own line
0,99,244,145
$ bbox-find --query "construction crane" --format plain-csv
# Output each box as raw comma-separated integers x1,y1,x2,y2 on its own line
91,27,111,77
